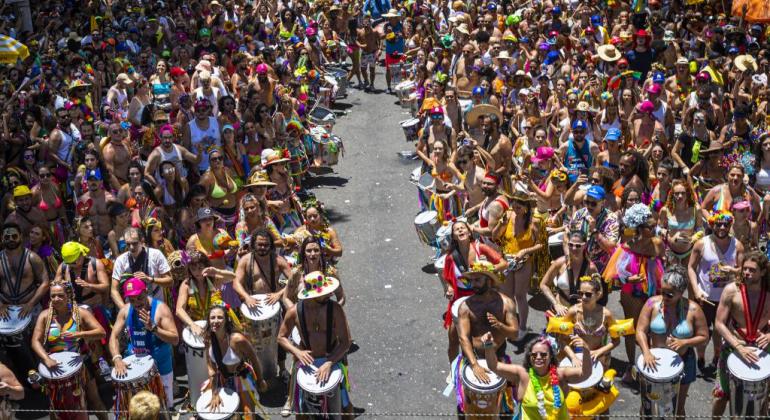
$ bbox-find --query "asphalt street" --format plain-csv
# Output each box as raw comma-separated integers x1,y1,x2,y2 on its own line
12,67,721,419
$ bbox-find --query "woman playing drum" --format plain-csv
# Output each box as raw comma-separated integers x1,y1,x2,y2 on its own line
562,274,619,370
481,333,592,420
636,266,708,417
30,280,108,420
203,305,268,416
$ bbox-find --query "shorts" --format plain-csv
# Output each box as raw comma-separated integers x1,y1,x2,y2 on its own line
385,52,402,68
714,346,733,398
160,371,174,408
700,299,719,331
361,52,376,67
681,348,697,385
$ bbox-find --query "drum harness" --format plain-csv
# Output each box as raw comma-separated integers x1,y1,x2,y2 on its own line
735,282,768,344
65,257,98,302
0,249,39,305
296,300,335,355
557,258,589,306
247,252,278,294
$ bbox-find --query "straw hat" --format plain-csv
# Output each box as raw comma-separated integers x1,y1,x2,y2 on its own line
597,44,621,62
298,271,340,300
734,54,758,72
461,261,501,284
261,148,290,167
244,170,277,188
495,50,513,61
466,104,503,127
382,8,401,18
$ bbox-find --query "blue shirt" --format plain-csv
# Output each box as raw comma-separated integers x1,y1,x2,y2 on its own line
126,298,173,375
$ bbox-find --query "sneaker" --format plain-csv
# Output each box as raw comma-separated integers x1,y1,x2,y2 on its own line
281,399,292,417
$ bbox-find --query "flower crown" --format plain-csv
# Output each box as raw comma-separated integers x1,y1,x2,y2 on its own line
708,210,734,226
550,169,568,182
302,272,333,297
469,260,495,274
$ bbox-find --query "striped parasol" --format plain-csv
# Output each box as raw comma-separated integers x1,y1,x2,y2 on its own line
0,35,29,64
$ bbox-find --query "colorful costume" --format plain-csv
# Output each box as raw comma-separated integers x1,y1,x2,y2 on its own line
602,245,664,298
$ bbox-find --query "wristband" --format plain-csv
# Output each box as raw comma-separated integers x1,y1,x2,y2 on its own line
112,355,122,361
482,340,494,349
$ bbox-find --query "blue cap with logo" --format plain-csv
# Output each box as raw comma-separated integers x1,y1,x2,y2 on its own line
604,127,622,142
571,119,588,130
652,72,665,84
586,185,606,200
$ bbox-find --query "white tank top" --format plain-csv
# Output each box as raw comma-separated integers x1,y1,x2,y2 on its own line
188,117,221,172
652,101,667,124
156,144,187,178
756,167,770,191
57,125,81,164
697,235,737,302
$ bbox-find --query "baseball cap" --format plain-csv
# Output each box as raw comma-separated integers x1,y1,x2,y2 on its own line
13,185,32,198
571,119,588,130
586,185,606,200
544,51,560,65
123,277,147,298
604,127,622,142
652,72,665,84
531,147,554,163
646,84,662,95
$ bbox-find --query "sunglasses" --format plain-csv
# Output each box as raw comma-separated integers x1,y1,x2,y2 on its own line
530,352,549,359
578,291,593,298
715,222,731,228
568,242,585,249
126,241,141,247
662,290,676,298
431,114,443,120
40,173,52,178
673,191,687,197
210,156,224,162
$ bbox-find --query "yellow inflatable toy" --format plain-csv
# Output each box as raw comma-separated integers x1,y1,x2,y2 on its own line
609,318,635,338
566,369,619,419
546,316,574,335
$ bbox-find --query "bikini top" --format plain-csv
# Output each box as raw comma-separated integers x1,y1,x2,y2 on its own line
38,195,62,212
650,300,693,339
667,208,696,230
574,309,607,337
211,173,238,199
209,342,241,366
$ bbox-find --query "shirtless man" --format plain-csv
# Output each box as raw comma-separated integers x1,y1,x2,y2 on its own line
456,261,518,384
713,251,770,417
79,169,116,239
479,114,513,195
448,146,485,216
470,172,509,246
277,271,353,417
101,123,132,184
233,228,292,309
358,14,380,90
3,186,47,237
0,223,50,379
144,125,199,184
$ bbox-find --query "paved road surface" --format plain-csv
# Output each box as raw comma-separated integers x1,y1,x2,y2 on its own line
14,66,723,418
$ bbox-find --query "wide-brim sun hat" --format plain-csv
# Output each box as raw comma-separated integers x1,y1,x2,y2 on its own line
298,271,340,300
466,104,503,127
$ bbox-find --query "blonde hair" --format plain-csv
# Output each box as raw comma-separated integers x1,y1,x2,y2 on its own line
128,391,161,420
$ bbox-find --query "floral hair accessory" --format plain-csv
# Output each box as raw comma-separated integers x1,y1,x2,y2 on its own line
550,169,568,182
622,203,652,228
708,210,734,226
298,271,340,300
600,91,612,101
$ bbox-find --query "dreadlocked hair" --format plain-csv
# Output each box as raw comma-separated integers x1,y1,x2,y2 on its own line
43,280,82,347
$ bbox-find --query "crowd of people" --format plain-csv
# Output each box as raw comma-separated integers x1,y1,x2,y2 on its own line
0,0,369,418
391,0,770,417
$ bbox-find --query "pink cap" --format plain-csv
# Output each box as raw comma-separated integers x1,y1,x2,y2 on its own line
531,146,554,163
306,27,317,37
122,277,147,298
646,84,661,95
696,71,711,82
732,200,751,211
639,100,655,114
256,63,268,74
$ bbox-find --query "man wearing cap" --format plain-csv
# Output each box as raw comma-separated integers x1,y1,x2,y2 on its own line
381,9,405,93
110,277,178,408
144,124,199,183
665,57,694,114
557,119,599,183
455,261,517,410
106,73,133,118
568,185,619,275
182,97,222,173
597,128,623,169
278,271,353,416
4,186,47,237
102,122,133,184
78,169,116,239
110,227,173,309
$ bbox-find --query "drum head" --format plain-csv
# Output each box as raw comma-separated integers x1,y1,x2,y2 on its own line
0,306,31,335
38,351,83,380
291,327,302,346
401,118,420,128
112,354,155,382
183,320,207,349
548,232,565,246
395,80,415,90
558,356,603,389
239,295,281,321
635,348,683,382
727,346,770,382
417,172,434,190
414,211,438,225
461,359,505,393
196,388,240,420
451,296,470,320
297,363,343,394
434,254,446,271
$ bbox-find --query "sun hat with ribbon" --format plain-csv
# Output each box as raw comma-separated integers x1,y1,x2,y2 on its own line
298,271,340,300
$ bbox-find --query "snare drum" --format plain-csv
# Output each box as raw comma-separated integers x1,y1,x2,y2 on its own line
559,355,604,400
182,320,208,406
395,80,415,108
435,224,452,251
548,232,565,260
414,211,439,247
196,388,240,420
312,134,344,166
240,295,282,380
0,306,32,347
400,118,421,142
38,351,87,414
111,354,167,418
296,358,343,419
451,296,470,326
434,254,447,291
461,359,506,417
727,346,770,417
635,348,683,418
309,105,337,130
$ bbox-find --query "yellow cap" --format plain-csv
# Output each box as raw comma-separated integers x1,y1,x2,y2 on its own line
12,185,31,198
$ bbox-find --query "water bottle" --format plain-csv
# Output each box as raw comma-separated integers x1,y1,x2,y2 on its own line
98,357,112,381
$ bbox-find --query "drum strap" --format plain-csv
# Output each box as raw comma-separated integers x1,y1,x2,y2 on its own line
0,249,33,305
297,300,334,352
560,258,588,305
66,258,98,302
737,283,767,344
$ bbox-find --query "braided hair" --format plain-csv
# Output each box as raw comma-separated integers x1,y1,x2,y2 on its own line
42,280,82,349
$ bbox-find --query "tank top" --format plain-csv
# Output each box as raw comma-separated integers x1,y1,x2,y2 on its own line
188,117,221,172
157,144,187,178
651,101,667,124
57,125,81,164
564,138,593,183
521,372,569,420
47,315,79,353
126,298,173,375
697,235,737,302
